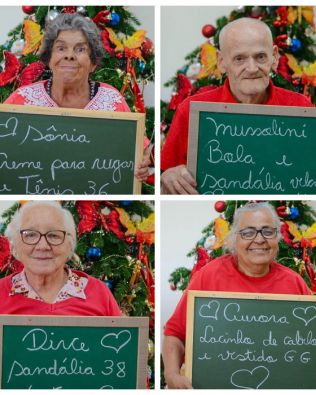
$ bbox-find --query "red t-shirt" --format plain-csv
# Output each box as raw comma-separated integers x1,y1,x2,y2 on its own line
0,270,121,316
164,255,312,342
161,79,314,170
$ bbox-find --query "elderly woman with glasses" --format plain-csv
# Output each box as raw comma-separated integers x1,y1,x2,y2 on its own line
0,201,121,316
4,13,150,181
162,202,312,389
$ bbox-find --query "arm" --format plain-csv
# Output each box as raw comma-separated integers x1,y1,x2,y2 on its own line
161,165,198,194
162,335,193,389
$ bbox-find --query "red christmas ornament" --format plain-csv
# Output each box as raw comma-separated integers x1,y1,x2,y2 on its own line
214,201,226,213
100,30,115,56
202,24,216,38
22,6,36,14
276,205,287,217
170,283,176,291
62,6,76,14
141,37,154,59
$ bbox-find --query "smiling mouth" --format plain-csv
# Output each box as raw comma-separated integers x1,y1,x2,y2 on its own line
247,248,270,252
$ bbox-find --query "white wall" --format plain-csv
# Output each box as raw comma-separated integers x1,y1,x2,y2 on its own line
161,6,235,101
0,5,154,107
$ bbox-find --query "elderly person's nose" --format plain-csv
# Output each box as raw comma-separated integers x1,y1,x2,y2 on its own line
35,235,51,249
253,231,265,242
245,57,259,73
63,48,75,60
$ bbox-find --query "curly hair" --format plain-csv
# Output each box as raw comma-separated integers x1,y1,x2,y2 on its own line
39,13,105,66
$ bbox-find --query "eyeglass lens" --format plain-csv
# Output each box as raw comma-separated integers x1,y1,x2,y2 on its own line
20,230,66,245
238,227,276,239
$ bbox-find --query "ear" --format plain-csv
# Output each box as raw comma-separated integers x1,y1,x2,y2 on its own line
217,50,227,74
271,45,279,72
90,63,97,73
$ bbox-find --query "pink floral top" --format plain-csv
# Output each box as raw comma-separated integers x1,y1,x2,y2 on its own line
9,267,88,303
4,80,131,112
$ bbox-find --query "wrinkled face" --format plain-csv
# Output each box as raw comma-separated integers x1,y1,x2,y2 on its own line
49,30,96,84
235,209,279,274
217,25,278,103
14,205,72,277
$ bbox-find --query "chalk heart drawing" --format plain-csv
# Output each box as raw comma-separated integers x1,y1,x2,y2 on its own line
100,330,132,354
293,306,316,326
199,300,220,319
231,366,270,389
0,117,18,138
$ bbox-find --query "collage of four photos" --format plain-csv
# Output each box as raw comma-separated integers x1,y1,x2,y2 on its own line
0,3,316,390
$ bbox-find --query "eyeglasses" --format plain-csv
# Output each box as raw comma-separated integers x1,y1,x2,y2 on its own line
20,230,68,246
237,226,278,240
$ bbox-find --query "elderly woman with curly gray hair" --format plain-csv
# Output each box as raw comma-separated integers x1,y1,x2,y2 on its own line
4,13,150,180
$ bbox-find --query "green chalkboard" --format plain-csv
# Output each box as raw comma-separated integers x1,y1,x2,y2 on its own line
0,104,145,194
185,291,316,389
187,102,316,194
0,316,148,389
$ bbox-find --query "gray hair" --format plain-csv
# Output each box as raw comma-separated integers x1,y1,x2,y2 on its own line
225,202,281,254
39,13,105,66
5,201,77,257
219,17,273,50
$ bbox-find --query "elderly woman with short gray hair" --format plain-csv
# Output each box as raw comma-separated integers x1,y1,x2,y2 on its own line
162,202,312,389
4,13,150,181
0,201,121,316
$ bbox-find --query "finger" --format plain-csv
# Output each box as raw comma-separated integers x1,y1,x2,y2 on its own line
180,167,197,187
176,176,198,194
173,179,191,195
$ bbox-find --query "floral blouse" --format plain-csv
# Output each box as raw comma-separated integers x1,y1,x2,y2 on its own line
9,267,88,303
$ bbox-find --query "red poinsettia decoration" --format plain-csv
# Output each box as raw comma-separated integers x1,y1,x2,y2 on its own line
190,247,212,280
0,235,11,272
18,61,46,87
0,51,22,86
168,73,192,111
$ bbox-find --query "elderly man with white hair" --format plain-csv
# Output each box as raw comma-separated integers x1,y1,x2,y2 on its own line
162,202,312,388
0,201,121,316
161,18,314,194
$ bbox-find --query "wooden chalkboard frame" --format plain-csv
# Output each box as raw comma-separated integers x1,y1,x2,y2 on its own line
0,315,148,389
187,102,315,194
185,290,316,385
0,104,145,194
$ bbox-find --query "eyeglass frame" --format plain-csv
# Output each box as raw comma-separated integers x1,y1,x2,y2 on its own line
236,226,278,240
19,229,70,246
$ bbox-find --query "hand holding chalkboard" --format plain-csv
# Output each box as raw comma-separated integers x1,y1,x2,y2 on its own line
186,291,316,389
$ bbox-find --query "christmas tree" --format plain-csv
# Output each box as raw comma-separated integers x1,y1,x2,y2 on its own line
161,6,316,139
0,5,155,193
0,200,155,387
169,200,316,294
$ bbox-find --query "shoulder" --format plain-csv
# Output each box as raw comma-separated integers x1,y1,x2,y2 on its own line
72,270,109,291
190,255,234,282
177,86,225,113
272,262,303,278
271,85,314,107
88,82,130,111
4,80,55,107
